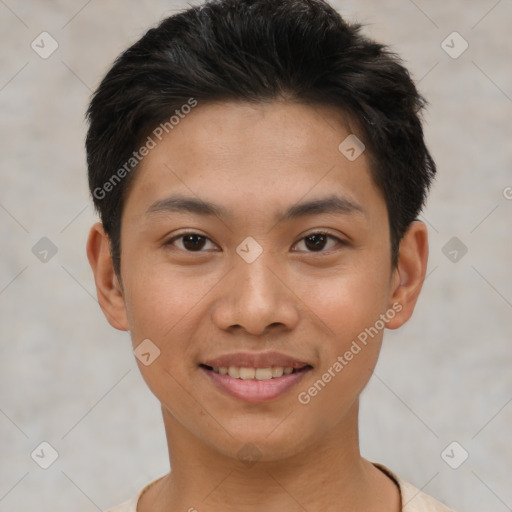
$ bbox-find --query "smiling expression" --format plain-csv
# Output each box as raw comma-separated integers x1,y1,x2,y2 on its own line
92,100,419,461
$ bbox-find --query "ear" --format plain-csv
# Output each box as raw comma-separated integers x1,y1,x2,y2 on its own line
386,221,429,330
86,222,129,331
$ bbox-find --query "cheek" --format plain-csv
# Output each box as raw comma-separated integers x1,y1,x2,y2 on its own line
122,259,195,334
305,259,391,339
294,276,388,429
124,268,204,406
299,261,390,392
122,261,222,370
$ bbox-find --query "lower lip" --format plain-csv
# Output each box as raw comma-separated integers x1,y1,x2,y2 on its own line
200,366,312,403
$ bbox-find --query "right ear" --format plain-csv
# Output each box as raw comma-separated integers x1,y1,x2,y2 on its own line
86,223,129,331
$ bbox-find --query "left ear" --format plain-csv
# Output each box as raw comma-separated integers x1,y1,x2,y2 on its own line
386,221,429,329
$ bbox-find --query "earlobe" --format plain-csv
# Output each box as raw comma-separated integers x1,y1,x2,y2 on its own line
86,223,129,331
386,221,429,330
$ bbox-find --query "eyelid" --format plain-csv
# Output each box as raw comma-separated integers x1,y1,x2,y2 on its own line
291,230,345,252
164,230,219,251
165,229,209,241
297,228,342,240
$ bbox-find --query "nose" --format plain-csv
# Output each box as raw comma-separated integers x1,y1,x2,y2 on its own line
211,251,300,336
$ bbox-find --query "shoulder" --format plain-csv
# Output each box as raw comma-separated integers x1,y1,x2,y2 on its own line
106,468,456,512
374,463,456,512
105,493,138,512
398,477,455,512
105,476,164,512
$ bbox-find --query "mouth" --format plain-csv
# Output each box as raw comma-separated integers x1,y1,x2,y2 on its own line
199,361,313,403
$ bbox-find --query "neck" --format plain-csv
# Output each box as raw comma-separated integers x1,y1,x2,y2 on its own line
139,400,398,512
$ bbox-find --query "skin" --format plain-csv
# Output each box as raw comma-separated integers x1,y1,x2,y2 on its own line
87,100,428,512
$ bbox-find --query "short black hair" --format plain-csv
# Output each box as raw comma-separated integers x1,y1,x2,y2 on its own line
86,0,436,275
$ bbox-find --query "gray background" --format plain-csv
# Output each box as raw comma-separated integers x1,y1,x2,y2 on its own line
1,1,511,511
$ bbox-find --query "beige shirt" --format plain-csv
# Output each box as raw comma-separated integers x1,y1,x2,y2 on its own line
107,463,454,512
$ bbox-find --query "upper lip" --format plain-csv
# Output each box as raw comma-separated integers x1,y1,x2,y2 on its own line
201,351,311,369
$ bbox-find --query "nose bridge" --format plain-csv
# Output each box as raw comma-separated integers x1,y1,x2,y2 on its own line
238,250,277,303
213,244,299,335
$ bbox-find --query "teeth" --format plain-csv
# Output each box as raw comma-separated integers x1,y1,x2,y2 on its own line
255,368,273,380
271,367,284,378
239,367,255,380
212,366,298,379
228,366,240,378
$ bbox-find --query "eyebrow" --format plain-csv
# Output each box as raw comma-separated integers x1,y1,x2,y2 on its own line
145,194,365,222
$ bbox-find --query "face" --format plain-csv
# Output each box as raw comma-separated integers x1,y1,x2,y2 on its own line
90,100,423,463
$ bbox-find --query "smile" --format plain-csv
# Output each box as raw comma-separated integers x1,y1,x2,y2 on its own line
200,364,312,403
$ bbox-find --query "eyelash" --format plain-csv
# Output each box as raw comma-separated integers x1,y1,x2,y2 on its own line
165,231,344,254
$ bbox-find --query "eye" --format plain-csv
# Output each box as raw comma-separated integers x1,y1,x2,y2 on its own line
165,231,343,253
292,231,342,253
166,232,217,252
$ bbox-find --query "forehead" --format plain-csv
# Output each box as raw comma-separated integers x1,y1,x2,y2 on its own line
122,100,384,223
150,100,357,169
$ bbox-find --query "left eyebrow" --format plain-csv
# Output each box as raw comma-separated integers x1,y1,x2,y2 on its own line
275,194,365,222
145,193,365,222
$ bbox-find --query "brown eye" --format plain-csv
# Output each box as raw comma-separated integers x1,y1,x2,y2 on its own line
305,233,328,251
181,234,207,251
167,233,216,252
293,232,341,253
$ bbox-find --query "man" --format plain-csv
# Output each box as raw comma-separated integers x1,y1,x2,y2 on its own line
86,1,454,510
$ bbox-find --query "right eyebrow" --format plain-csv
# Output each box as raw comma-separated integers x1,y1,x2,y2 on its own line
146,195,229,219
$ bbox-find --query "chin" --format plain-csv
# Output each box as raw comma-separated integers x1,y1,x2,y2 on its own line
210,425,314,464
